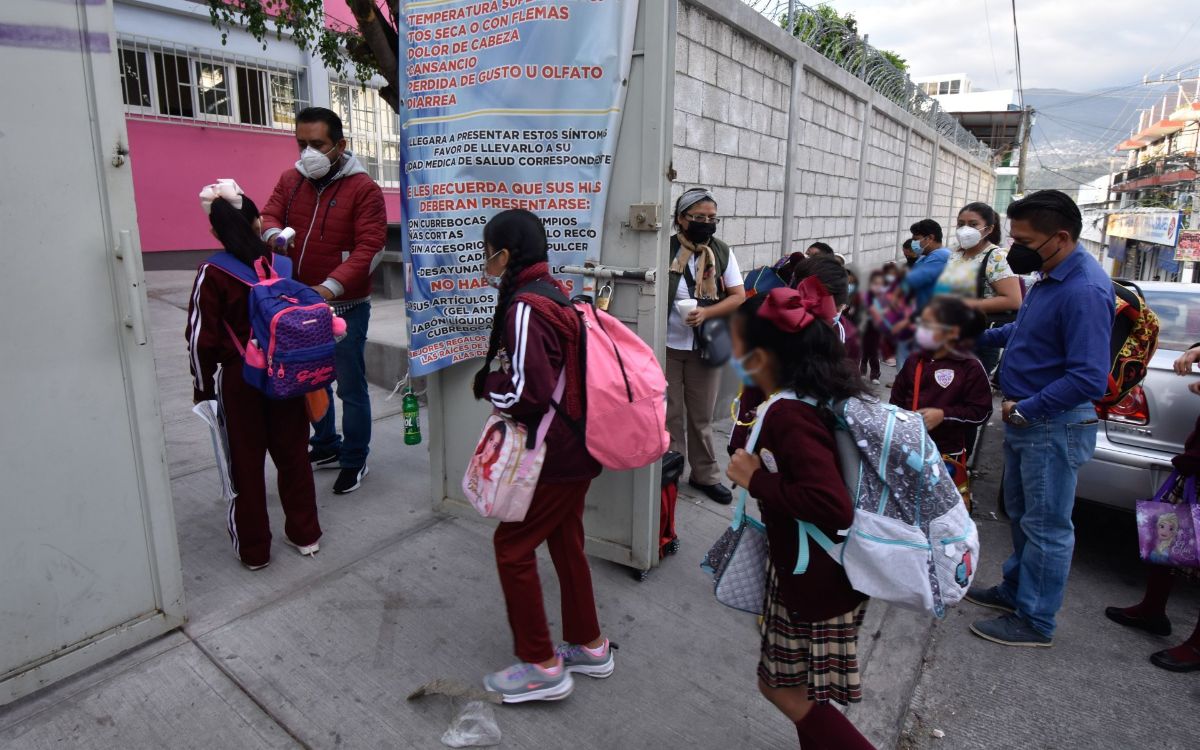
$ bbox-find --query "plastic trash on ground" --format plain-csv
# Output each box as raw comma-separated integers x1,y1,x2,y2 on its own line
407,679,503,748
441,701,502,748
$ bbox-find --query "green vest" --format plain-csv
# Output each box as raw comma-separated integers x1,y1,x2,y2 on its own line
668,234,731,319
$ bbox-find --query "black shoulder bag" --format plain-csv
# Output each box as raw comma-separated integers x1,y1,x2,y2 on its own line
683,261,732,368
976,248,1018,328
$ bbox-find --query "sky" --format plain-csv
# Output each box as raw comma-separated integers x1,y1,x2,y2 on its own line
816,0,1200,93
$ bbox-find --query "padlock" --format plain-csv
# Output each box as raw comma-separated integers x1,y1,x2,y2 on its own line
596,282,613,311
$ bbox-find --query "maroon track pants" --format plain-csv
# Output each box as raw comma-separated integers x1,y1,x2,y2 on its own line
493,479,601,664
218,366,321,567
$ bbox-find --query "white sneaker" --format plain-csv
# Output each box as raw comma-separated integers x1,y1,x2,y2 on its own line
871,378,881,385
241,560,270,571
285,538,320,557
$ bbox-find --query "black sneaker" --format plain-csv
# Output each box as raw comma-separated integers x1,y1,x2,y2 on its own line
333,465,369,495
970,613,1053,648
687,480,733,505
309,447,340,470
965,584,1016,613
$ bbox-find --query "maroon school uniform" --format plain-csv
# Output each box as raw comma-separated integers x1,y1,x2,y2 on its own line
839,316,862,367
186,258,320,567
748,399,866,621
481,265,602,664
890,352,993,455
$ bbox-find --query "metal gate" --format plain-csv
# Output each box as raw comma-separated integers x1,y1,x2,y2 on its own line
426,1,677,574
0,0,184,704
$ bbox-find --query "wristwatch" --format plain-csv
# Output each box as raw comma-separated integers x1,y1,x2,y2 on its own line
1007,406,1029,428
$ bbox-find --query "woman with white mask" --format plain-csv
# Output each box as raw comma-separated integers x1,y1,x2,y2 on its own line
933,202,1023,376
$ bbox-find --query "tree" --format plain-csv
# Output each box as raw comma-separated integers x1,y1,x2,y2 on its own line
781,3,908,74
205,1,401,113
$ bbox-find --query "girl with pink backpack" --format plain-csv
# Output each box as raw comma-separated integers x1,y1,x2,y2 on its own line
473,210,613,703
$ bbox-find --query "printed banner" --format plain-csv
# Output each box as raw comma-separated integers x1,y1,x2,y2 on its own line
1105,211,1182,247
400,0,639,376
1176,229,1200,262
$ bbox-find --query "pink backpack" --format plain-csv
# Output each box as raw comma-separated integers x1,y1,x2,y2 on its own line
521,280,669,472
576,303,670,470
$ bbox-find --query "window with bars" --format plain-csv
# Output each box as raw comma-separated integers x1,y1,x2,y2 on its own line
118,40,307,131
330,82,401,187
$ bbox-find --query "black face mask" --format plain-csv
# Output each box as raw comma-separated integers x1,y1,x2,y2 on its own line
684,221,717,245
1007,235,1061,275
904,255,917,268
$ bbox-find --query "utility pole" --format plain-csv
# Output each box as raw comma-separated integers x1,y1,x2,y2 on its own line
1015,106,1033,196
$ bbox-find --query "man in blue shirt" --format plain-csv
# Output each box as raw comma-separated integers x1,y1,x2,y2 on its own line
966,190,1114,647
905,219,950,310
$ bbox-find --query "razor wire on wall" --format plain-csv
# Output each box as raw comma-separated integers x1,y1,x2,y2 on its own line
742,0,993,162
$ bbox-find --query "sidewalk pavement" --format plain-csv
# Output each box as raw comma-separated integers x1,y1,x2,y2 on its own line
0,274,934,748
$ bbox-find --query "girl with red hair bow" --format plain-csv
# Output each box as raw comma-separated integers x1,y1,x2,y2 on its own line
725,279,876,750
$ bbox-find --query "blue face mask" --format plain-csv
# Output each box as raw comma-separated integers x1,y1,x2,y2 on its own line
730,352,758,387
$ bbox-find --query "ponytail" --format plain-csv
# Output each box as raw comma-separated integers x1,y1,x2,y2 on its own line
472,209,550,400
208,195,268,268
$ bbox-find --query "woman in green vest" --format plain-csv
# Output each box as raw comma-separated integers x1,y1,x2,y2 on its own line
666,188,746,505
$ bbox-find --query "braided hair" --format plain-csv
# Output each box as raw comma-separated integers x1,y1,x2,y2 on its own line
472,209,551,399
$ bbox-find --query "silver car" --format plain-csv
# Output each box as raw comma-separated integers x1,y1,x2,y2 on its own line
1076,282,1200,510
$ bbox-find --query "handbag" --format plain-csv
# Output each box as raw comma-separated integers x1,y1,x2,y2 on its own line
683,263,732,367
701,393,787,614
1136,471,1200,568
462,372,564,523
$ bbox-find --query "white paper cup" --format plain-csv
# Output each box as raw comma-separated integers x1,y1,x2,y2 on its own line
676,298,698,318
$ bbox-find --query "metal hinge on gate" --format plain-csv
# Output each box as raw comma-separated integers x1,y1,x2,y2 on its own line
626,203,661,232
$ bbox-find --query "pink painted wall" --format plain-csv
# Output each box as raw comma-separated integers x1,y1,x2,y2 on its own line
127,119,401,252
126,120,298,252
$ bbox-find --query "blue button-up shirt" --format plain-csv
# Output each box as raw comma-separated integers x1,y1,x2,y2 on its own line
981,244,1114,421
904,246,950,309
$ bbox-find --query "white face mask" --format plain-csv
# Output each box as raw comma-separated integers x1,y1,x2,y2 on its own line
300,145,337,179
956,225,983,250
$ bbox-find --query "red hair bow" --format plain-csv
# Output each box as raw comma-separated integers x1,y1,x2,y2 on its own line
757,277,838,332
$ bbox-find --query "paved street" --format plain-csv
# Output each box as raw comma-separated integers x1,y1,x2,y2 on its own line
900,420,1200,749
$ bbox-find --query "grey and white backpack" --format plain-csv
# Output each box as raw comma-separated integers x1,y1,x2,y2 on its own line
797,395,979,617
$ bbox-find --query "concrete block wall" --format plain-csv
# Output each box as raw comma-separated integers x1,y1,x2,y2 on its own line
672,2,791,270
860,110,908,267
673,0,996,276
903,133,935,235
792,74,863,258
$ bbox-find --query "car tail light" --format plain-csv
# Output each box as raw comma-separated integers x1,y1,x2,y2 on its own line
1095,386,1150,425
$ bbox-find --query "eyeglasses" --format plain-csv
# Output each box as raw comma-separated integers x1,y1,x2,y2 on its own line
684,214,721,225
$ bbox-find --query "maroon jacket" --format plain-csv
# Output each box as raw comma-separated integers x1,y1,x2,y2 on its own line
748,399,866,621
261,153,386,302
891,352,993,455
483,290,601,484
840,315,862,366
186,259,254,402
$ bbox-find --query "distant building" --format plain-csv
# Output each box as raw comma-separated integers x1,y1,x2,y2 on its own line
1108,84,1200,283
1076,174,1114,268
912,73,1024,216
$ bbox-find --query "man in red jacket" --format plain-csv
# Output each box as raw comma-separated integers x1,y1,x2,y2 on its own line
261,107,387,495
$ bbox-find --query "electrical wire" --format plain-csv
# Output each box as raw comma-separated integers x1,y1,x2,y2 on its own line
981,0,1004,90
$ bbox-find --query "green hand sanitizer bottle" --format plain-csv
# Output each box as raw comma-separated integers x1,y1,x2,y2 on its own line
403,388,421,445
